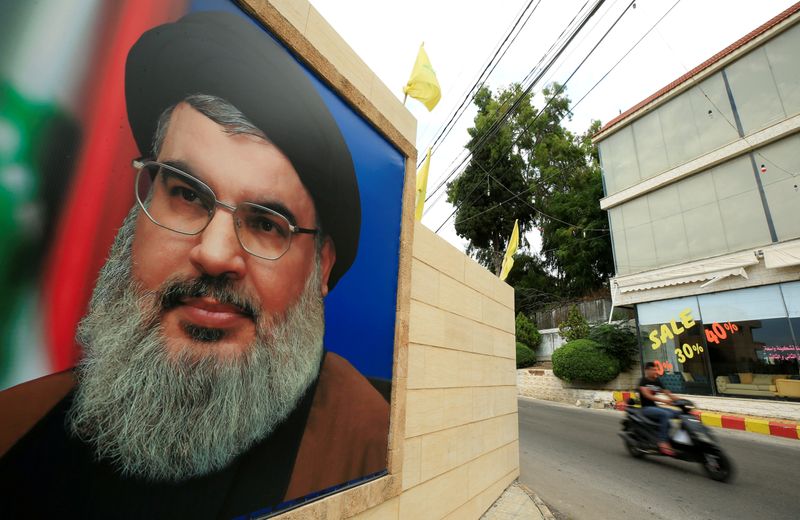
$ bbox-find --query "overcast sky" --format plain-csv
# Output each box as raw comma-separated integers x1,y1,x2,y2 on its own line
310,0,797,254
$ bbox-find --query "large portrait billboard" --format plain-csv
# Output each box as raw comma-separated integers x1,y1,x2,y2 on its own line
0,1,404,517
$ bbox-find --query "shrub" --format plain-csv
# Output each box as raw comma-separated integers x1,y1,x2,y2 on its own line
516,342,536,369
515,312,541,350
588,322,639,372
552,339,620,383
558,305,589,342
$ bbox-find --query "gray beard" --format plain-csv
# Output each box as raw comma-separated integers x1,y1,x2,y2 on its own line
67,209,325,482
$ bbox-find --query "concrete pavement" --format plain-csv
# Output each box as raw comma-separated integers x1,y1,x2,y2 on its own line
480,481,554,520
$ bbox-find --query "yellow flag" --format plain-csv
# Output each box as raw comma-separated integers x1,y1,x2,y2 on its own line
403,44,441,111
415,148,431,221
499,220,519,281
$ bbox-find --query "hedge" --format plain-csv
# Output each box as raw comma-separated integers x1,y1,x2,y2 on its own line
516,342,536,369
552,338,620,383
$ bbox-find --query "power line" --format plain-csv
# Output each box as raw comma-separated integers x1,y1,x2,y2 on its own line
425,0,607,206
422,0,595,213
569,0,682,117
654,17,798,179
417,0,545,169
436,0,637,233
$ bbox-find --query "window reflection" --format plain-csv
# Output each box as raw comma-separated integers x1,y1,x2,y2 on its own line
636,283,800,401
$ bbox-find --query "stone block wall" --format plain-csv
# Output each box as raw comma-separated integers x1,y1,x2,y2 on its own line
390,224,518,519
517,366,641,408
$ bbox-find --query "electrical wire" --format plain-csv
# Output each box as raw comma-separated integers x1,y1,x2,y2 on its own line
655,22,799,179
436,0,636,233
425,0,607,205
417,0,545,169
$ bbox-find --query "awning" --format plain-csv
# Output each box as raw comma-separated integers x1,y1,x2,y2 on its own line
764,242,800,269
613,252,758,293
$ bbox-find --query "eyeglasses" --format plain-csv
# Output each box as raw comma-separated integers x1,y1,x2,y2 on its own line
133,159,318,260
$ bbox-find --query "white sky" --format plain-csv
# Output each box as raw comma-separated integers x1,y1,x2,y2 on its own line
310,0,797,255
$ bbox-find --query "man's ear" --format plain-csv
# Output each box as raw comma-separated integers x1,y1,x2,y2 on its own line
319,237,336,297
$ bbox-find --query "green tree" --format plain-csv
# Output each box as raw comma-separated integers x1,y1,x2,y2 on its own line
446,82,613,295
504,253,563,316
515,312,541,350
558,305,589,342
515,312,541,369
516,342,536,369
446,84,537,275
588,322,639,372
536,118,613,296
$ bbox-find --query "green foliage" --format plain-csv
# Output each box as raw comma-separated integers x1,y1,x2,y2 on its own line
558,305,589,342
504,253,563,316
588,322,639,372
552,339,620,383
516,341,536,369
445,82,612,296
446,84,536,276
515,312,541,350
536,118,614,297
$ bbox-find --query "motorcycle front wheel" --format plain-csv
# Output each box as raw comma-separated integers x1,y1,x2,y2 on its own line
702,449,733,482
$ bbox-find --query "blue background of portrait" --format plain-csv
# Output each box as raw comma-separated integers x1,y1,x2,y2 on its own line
189,0,404,381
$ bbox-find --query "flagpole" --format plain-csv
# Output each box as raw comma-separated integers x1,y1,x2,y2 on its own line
403,93,407,105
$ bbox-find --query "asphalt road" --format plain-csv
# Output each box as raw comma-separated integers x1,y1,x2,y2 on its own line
518,397,800,520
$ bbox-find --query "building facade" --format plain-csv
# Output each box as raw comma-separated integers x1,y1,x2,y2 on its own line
595,3,800,401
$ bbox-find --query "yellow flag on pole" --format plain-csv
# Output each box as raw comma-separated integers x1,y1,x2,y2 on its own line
403,43,441,111
499,220,519,281
415,148,431,221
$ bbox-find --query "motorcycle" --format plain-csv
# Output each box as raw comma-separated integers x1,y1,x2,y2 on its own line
619,398,733,482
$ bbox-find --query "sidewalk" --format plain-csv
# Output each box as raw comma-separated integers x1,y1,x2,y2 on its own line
480,481,554,520
612,391,800,440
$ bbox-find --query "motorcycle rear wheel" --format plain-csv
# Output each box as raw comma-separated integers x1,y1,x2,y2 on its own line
702,450,733,482
623,437,646,458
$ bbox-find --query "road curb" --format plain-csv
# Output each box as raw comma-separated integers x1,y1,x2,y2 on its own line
517,482,556,520
612,391,800,440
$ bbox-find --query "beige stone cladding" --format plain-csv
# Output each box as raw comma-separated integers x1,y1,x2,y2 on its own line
394,224,518,519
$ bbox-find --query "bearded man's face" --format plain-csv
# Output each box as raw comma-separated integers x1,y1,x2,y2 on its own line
66,106,338,481
127,103,336,361
68,207,326,482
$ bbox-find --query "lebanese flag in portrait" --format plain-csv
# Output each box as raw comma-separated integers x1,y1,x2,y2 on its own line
42,0,188,373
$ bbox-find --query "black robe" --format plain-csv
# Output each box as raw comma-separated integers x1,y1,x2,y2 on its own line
0,352,390,519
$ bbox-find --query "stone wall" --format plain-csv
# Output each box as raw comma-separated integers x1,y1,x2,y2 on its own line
517,366,641,408
393,224,519,519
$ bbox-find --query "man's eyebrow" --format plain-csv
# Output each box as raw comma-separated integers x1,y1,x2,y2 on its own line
160,159,203,180
158,159,301,225
251,200,298,226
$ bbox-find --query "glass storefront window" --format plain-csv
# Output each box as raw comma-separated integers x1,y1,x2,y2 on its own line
637,297,713,395
698,285,797,399
636,284,800,401
780,282,800,386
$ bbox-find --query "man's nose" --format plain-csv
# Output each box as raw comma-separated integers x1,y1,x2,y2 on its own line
188,210,246,279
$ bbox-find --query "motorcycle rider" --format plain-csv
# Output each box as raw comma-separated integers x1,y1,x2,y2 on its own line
638,361,680,456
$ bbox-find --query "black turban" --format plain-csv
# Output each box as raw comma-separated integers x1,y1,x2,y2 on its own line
125,10,360,290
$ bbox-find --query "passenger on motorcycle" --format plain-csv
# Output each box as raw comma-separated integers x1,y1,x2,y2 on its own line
638,361,681,456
